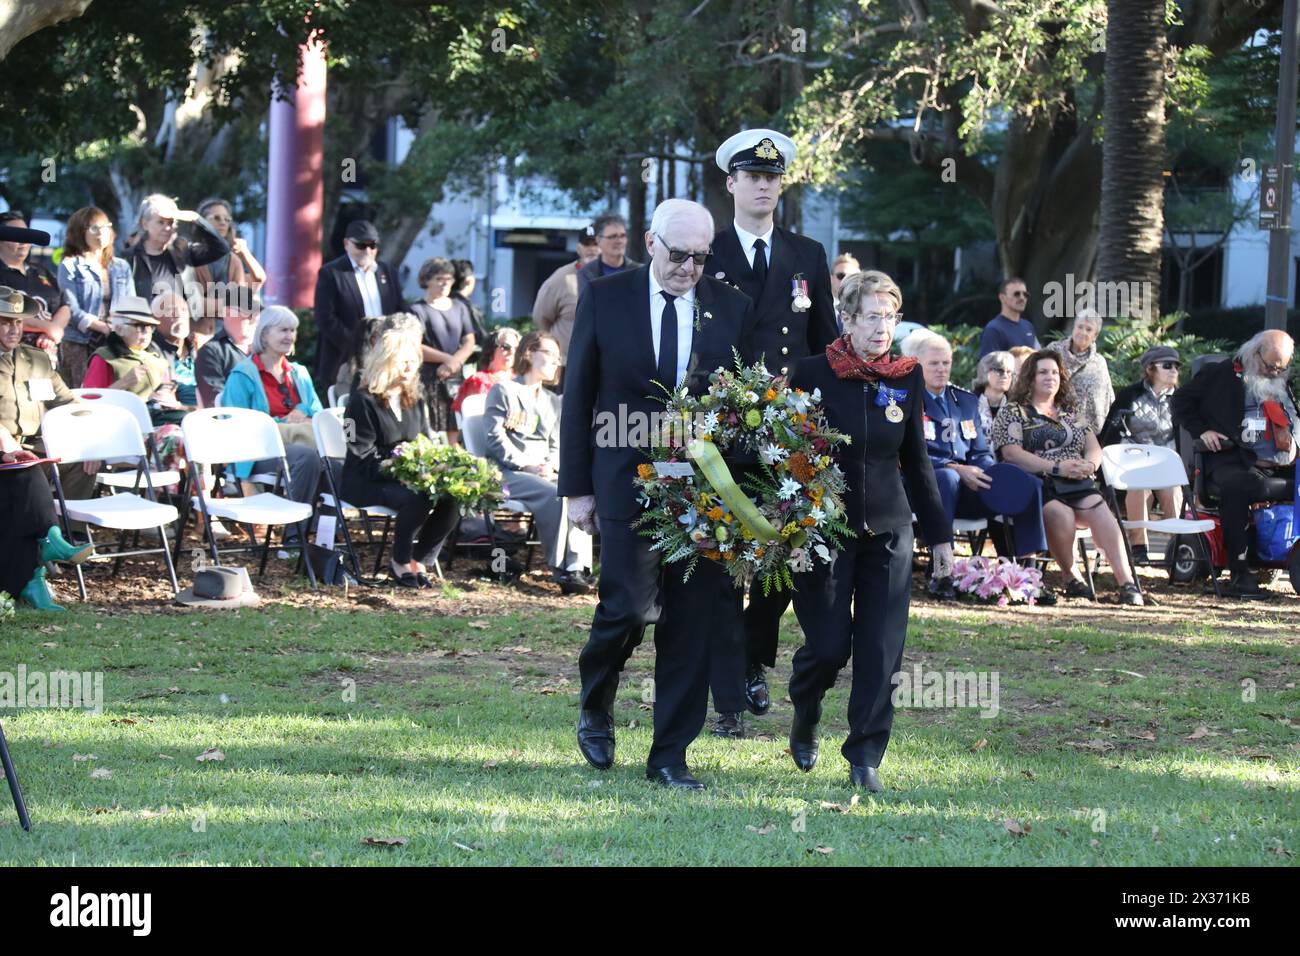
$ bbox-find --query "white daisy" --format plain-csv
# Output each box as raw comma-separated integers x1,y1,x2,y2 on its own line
760,443,788,465
778,477,802,500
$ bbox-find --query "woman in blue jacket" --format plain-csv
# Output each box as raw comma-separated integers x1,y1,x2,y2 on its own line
219,306,324,525
57,206,133,387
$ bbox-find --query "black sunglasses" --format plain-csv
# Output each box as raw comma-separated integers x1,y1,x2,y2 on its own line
834,272,847,280
653,233,710,265
352,240,377,250
1152,361,1180,370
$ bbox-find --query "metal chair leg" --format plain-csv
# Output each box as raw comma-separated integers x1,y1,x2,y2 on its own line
0,721,32,830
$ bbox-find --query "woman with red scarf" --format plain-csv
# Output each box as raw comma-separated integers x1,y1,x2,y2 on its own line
785,270,951,792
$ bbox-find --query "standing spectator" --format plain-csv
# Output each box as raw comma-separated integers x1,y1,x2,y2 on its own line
217,306,325,520
979,277,1039,357
411,257,476,444
1046,308,1114,434
1100,345,1182,566
196,197,266,292
830,252,860,328
577,213,639,297
483,331,594,594
195,294,261,407
57,206,132,387
1171,330,1296,597
534,228,600,364
991,349,1142,605
124,194,229,304
451,258,488,362
312,220,404,388
341,331,462,588
0,211,70,352
453,327,521,415
973,350,1016,437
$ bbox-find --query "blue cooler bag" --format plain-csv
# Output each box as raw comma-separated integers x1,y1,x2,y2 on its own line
1255,504,1296,562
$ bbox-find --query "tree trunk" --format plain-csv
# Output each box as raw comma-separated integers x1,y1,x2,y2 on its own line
1097,0,1166,322
0,0,93,61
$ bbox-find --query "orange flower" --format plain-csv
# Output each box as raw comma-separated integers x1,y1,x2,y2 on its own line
754,547,766,559
637,463,656,479
765,388,777,401
705,549,722,561
723,550,736,561
800,516,816,527
787,452,816,484
707,506,725,521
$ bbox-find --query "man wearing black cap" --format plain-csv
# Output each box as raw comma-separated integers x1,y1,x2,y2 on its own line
706,128,839,738
313,220,404,387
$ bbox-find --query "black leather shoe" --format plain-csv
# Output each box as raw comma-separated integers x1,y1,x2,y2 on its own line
577,709,615,769
1035,588,1058,607
849,764,883,792
557,569,597,595
789,711,819,772
712,711,744,738
927,575,956,600
646,764,705,790
1227,570,1263,597
744,664,770,716
1063,578,1095,600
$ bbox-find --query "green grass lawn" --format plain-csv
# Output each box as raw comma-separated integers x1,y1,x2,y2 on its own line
0,581,1296,866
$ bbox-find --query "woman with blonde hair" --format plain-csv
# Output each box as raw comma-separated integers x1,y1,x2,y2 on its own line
340,330,460,588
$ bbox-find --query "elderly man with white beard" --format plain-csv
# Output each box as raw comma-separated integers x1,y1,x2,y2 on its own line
1173,330,1297,597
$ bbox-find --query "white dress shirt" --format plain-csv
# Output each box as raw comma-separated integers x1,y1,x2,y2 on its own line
349,254,384,318
733,221,774,270
648,271,695,388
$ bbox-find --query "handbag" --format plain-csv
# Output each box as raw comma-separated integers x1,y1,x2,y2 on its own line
1044,474,1102,506
306,542,358,586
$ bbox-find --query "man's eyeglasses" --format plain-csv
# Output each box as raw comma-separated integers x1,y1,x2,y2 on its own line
1007,290,1028,299
599,232,627,241
654,234,710,265
1261,359,1289,375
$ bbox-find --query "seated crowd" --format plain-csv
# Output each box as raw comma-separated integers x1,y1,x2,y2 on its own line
1,198,1296,610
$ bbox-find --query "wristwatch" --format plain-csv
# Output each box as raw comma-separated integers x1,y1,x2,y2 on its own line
1051,462,1060,477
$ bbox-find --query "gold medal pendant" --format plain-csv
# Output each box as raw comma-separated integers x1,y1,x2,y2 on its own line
885,401,904,423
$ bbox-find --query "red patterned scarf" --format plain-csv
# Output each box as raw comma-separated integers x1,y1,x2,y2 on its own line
825,334,917,382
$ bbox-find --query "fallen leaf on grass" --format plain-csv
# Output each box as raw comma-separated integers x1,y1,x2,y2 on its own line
89,768,113,780
808,845,834,855
819,800,855,814
138,807,173,819
1088,718,1113,728
195,748,225,762
157,753,173,760
746,822,776,835
452,841,480,852
1186,726,1211,740
482,759,499,769
571,622,592,630
1021,770,1036,780
1067,740,1115,753
1247,753,1275,761
361,836,408,847
1132,730,1157,741
41,642,58,648
71,754,96,762
109,717,139,725
1003,819,1030,837
1091,668,1145,679
503,646,532,654
1270,843,1293,858
1089,839,1101,848
538,686,558,695
467,621,490,630
970,738,988,752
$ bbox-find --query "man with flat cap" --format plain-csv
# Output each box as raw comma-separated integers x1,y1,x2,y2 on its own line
705,128,839,739
313,220,404,388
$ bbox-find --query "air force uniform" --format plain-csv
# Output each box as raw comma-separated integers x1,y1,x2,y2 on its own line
922,383,1046,557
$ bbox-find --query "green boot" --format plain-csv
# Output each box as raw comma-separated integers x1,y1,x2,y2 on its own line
40,525,93,565
19,567,65,612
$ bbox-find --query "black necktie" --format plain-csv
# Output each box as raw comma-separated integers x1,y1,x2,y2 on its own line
751,237,768,289
657,291,678,389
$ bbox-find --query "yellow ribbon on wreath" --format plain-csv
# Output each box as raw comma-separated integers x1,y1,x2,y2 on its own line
686,439,781,542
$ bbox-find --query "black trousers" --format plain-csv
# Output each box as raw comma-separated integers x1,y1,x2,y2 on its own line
789,525,914,768
1205,460,1295,571
579,517,741,770
346,478,460,564
0,466,58,596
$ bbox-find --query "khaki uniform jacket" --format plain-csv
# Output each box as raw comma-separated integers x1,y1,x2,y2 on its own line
0,344,76,450
532,260,584,361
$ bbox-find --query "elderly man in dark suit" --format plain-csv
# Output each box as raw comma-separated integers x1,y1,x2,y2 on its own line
1172,329,1296,597
704,128,840,737
312,220,404,387
560,198,756,790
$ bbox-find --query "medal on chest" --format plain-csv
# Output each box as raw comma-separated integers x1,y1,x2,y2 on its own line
874,383,907,423
790,276,811,313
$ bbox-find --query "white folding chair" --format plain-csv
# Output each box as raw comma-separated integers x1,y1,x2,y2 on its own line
1101,443,1219,597
40,404,181,598
327,384,350,409
178,407,316,584
71,388,183,490
311,408,406,580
